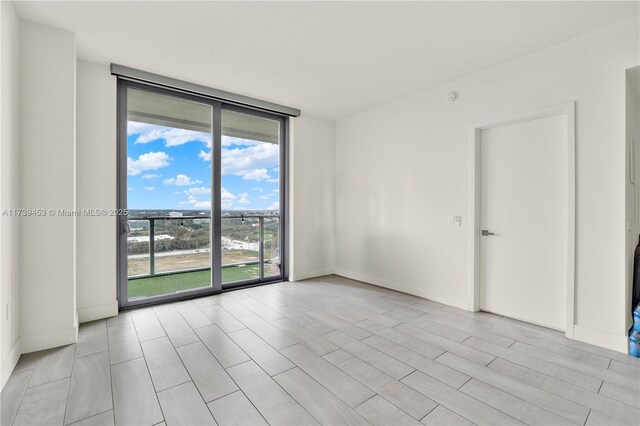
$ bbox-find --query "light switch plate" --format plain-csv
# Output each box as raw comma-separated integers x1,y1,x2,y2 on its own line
450,216,462,227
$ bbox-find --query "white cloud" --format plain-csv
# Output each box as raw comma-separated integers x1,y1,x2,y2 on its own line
144,186,155,191
141,173,160,180
221,187,236,200
127,121,153,136
200,143,279,181
258,195,271,200
272,189,279,193
129,121,211,147
252,187,264,193
128,187,134,191
192,201,211,209
240,168,271,181
163,174,203,186
180,194,211,210
184,187,210,196
221,135,261,148
237,193,250,204
266,202,280,211
127,152,171,176
222,143,279,176
180,187,243,210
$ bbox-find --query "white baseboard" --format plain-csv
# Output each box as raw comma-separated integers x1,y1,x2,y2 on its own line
77,300,118,323
290,268,334,282
333,268,470,310
572,324,629,354
20,325,78,354
2,325,79,390
1,340,21,391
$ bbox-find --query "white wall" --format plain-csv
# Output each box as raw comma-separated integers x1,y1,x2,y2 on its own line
335,19,639,352
0,0,21,389
18,20,77,352
290,115,336,280
626,67,640,329
76,60,118,322
73,62,335,306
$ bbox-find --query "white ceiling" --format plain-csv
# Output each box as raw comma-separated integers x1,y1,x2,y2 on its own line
13,1,639,120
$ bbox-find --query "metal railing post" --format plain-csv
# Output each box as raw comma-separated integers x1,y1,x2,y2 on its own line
149,218,155,276
259,217,264,281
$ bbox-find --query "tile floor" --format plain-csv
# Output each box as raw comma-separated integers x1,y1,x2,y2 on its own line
1,275,639,426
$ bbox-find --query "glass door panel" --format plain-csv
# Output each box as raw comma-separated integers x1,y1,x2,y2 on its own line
221,217,260,283
263,217,281,278
125,87,213,301
153,218,211,273
119,81,286,307
220,109,283,286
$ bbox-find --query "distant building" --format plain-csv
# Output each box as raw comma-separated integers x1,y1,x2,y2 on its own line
221,236,259,252
127,234,174,243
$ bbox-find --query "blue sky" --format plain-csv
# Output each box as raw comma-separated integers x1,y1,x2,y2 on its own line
127,121,280,211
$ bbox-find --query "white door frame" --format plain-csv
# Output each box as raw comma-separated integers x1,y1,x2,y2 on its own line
467,102,576,338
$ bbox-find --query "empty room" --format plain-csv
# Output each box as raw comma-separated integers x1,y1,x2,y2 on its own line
1,1,639,425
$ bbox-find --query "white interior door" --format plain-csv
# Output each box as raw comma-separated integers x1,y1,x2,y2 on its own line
480,114,567,330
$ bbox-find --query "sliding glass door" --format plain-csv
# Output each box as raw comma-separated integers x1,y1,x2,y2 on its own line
221,108,283,285
118,81,286,307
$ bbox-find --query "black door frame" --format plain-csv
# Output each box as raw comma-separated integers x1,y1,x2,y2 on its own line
116,79,288,309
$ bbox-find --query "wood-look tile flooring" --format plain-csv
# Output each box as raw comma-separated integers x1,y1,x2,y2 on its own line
2,275,639,426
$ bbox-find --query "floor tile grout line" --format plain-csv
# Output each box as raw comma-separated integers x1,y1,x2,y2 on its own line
457,376,473,390
504,339,635,384
457,374,585,425
348,323,597,424
418,403,442,423
321,344,431,417
8,360,37,426
323,331,417,379
130,310,167,424
61,344,79,425
234,357,323,425
103,319,117,426
164,314,229,421
109,354,145,367
66,408,113,426
207,387,268,426
416,313,501,339
352,392,378,411
481,354,624,415
506,338,612,369
462,334,626,392
8,279,639,426
488,318,623,365
224,311,304,360
167,302,263,420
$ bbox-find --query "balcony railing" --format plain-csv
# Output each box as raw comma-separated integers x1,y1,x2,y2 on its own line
127,214,281,286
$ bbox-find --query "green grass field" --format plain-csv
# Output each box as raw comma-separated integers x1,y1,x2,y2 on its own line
128,264,261,299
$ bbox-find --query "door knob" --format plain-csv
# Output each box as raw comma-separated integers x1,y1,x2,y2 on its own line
481,229,495,236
